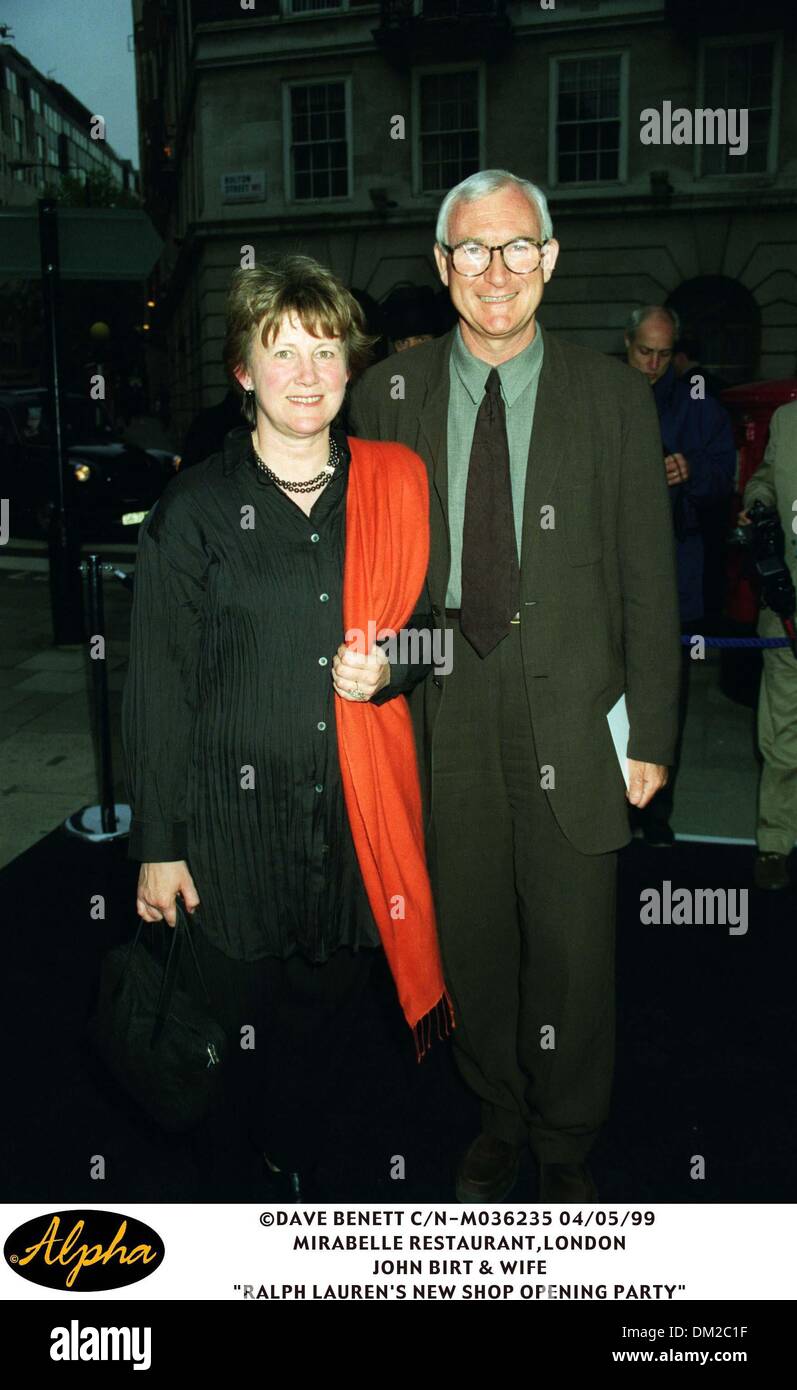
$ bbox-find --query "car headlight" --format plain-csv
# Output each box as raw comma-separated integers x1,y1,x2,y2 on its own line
172,454,182,471
73,463,92,482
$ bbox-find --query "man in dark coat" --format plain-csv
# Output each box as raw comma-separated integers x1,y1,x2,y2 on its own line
179,387,246,469
348,169,682,1203
625,306,736,844
673,332,729,399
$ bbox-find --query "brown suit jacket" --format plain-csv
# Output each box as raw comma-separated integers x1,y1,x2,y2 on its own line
348,320,682,854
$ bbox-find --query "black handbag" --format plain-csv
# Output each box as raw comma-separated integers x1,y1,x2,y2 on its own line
87,897,228,1134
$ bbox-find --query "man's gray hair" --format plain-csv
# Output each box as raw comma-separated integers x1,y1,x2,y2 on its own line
435,169,554,246
626,304,681,341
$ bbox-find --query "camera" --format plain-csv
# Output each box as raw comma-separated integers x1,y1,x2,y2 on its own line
730,499,797,651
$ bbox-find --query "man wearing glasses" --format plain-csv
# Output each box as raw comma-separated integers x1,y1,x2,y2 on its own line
349,169,681,1203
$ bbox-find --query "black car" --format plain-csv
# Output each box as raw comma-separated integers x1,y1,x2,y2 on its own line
0,389,180,540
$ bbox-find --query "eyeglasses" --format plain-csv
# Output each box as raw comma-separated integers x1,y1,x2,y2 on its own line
441,238,550,276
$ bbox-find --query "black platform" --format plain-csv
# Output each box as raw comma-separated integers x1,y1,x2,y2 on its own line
2,828,794,1203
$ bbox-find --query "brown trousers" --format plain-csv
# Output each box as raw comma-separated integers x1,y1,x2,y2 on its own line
427,619,618,1164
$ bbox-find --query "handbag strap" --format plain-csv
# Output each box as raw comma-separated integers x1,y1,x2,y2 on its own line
109,897,215,1045
152,903,186,1043
111,915,148,1001
176,901,214,1006
151,898,214,1045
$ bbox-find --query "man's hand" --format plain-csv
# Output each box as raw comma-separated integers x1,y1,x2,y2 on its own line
332,641,390,701
627,760,668,809
665,452,690,486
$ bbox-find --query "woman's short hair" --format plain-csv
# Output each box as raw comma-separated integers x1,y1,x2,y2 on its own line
223,254,378,427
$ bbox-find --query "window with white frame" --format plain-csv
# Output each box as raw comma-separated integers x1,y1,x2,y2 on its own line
5,67,18,96
11,115,23,150
700,40,775,175
418,70,480,193
288,81,349,200
29,89,41,114
554,54,622,184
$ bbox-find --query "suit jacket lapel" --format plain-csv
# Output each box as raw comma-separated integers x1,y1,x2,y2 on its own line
521,326,572,583
417,328,455,521
416,329,456,604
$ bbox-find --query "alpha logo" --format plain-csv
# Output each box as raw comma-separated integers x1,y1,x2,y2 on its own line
4,1209,165,1291
50,1321,152,1371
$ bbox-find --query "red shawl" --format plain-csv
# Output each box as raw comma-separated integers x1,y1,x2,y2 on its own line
336,437,453,1057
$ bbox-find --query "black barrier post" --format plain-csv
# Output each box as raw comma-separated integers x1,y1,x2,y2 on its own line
39,197,84,646
64,557,132,843
86,554,116,833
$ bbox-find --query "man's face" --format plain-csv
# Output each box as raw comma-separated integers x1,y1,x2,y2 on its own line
625,315,676,385
433,184,559,359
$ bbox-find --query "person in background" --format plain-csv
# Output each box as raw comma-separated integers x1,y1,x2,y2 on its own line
672,330,733,620
672,332,729,399
349,287,389,365
740,400,797,891
179,387,246,470
625,305,736,846
382,284,438,353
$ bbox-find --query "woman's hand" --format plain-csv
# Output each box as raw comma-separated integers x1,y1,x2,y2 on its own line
332,641,390,702
136,861,200,927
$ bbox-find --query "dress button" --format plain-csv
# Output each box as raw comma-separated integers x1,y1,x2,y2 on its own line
310,532,320,543
317,721,326,731
314,783,324,794
318,656,328,666
319,592,329,602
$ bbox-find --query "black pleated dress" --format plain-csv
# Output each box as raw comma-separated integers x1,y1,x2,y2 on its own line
121,425,432,964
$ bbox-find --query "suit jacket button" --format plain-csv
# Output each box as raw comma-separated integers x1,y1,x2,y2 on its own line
432,675,443,689
431,604,441,618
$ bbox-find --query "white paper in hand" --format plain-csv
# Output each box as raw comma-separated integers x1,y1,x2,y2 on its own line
607,694,630,789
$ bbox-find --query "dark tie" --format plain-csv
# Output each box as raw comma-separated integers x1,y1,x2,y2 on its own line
460,367,520,657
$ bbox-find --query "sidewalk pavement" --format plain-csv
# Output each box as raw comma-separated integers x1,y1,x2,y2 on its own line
0,551,133,868
0,549,764,869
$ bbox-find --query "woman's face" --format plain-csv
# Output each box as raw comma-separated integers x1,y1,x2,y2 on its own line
236,312,349,441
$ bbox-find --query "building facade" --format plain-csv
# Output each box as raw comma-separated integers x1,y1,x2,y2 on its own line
0,41,140,385
132,0,797,441
0,41,137,206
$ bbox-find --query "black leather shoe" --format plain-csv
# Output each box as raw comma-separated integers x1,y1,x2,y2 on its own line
455,1134,521,1203
754,853,790,890
538,1162,597,1203
260,1150,304,1201
642,821,675,848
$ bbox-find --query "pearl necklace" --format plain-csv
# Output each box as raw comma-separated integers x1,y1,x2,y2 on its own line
251,433,340,493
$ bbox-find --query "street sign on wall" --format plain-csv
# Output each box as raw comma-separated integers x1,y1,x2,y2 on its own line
221,170,266,203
